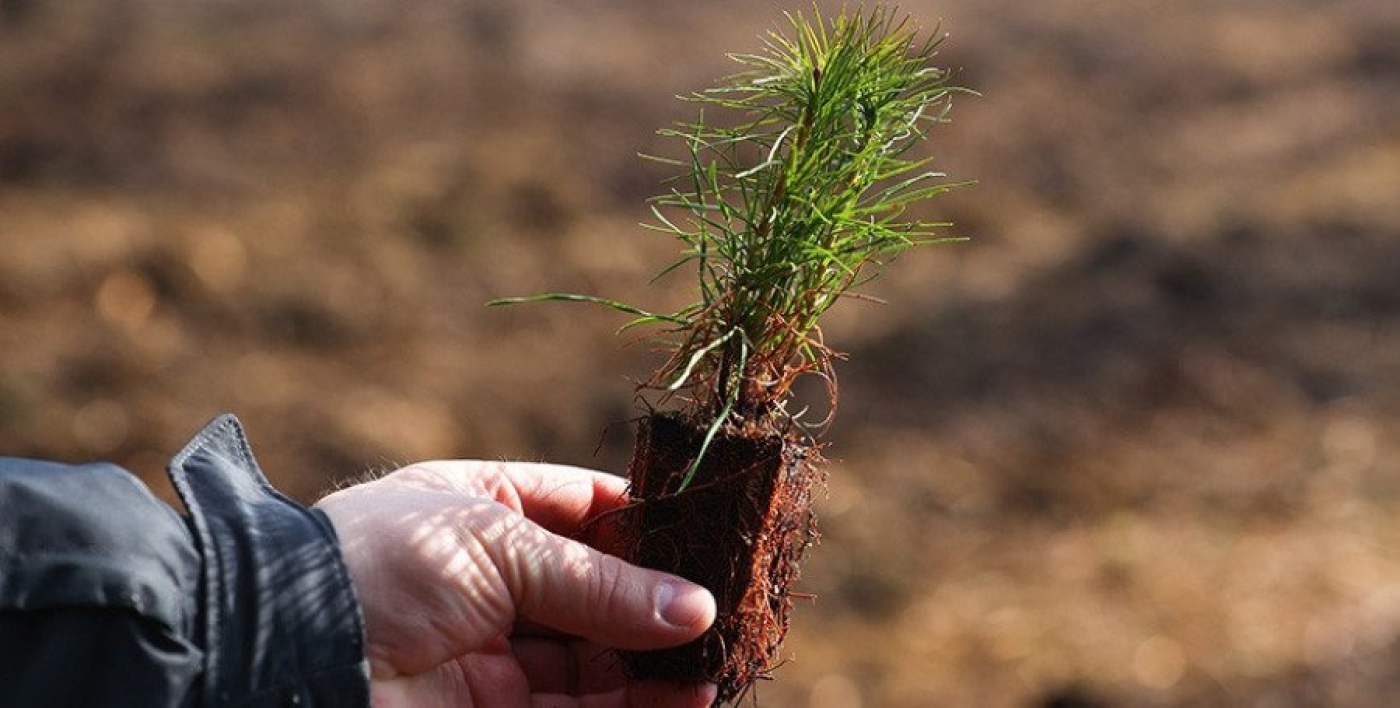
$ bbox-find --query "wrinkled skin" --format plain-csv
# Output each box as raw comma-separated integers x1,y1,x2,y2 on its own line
317,460,718,707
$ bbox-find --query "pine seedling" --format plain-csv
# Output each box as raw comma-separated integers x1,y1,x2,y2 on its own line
494,6,968,702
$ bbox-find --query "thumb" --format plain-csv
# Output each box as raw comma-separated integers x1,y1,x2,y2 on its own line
492,517,715,650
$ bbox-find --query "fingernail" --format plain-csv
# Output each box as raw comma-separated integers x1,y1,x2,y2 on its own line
656,579,714,630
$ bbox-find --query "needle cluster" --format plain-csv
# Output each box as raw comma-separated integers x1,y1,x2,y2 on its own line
644,6,966,426
495,6,967,451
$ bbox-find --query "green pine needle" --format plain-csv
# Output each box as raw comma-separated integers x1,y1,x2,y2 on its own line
493,5,970,442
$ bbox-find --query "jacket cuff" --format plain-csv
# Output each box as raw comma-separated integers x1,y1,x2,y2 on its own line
168,414,370,706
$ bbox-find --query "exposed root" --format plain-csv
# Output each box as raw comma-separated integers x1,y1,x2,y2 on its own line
618,412,823,704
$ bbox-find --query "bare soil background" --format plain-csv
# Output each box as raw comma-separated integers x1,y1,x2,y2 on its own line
2,1,1399,705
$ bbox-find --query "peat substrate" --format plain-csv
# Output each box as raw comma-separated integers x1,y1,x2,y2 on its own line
619,412,823,703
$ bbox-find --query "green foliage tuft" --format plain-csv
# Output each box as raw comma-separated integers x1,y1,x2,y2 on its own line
494,5,969,442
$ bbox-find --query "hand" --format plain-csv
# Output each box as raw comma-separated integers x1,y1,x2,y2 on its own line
316,460,717,707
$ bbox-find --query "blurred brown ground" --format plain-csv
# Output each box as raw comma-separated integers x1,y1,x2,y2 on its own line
2,0,1399,705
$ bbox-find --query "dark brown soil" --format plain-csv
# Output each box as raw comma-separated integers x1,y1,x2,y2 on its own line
619,412,822,704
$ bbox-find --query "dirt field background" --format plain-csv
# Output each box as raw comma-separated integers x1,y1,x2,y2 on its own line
3,1,1399,705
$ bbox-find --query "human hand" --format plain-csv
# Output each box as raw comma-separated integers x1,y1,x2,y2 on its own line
315,460,717,707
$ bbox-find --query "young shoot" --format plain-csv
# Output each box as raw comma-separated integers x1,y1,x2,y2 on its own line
495,5,968,441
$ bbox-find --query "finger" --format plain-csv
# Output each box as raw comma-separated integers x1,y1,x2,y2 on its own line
623,682,719,708
492,519,715,651
510,619,571,639
403,461,631,536
511,637,625,695
485,464,634,557
513,637,576,695
497,462,631,534
371,653,530,708
528,682,717,708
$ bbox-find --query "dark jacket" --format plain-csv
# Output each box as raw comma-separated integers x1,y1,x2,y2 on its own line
0,414,370,706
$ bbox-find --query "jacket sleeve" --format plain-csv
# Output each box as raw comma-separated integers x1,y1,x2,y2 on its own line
0,458,204,705
0,414,370,707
